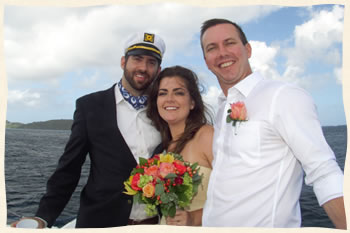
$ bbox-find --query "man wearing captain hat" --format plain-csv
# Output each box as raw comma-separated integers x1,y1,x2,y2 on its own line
11,32,166,228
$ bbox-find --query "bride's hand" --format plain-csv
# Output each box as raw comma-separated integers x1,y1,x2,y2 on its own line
166,210,191,226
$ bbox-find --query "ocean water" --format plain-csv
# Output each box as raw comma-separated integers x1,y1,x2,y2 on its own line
4,126,347,228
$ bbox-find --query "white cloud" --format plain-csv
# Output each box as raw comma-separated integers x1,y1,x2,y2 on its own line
4,4,281,84
298,5,343,49
202,86,221,116
5,4,343,125
7,89,41,107
334,67,342,84
78,72,100,89
282,5,343,85
249,40,281,81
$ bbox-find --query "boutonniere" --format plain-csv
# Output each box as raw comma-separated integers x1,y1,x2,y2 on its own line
226,101,248,135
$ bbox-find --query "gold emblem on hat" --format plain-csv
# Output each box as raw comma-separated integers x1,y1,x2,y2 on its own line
144,33,155,43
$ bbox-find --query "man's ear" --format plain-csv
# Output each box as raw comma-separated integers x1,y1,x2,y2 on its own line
245,43,252,59
121,56,126,69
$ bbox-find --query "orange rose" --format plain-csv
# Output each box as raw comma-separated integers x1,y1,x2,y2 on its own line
159,162,175,178
145,165,160,178
230,101,247,121
142,183,155,198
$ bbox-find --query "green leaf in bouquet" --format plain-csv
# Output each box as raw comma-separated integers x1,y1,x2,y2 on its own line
190,162,199,170
192,183,200,195
172,153,184,162
139,157,148,166
168,184,177,194
192,173,202,183
160,193,170,204
141,195,156,204
178,200,189,208
178,191,191,208
160,205,169,217
133,192,142,204
131,168,144,175
168,204,177,218
167,192,178,202
164,173,177,179
160,202,176,218
155,183,164,196
177,191,190,203
175,184,189,193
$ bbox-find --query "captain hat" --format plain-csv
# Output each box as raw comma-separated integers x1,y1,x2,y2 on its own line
124,32,166,63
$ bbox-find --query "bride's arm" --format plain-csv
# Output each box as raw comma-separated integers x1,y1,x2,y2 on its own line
187,209,203,226
166,209,203,226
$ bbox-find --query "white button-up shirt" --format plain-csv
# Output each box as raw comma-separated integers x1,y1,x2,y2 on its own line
115,84,161,220
202,72,344,227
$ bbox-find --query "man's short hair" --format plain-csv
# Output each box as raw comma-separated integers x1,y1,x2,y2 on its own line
200,18,248,51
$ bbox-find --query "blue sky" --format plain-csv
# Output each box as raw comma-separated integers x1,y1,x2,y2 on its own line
4,3,345,126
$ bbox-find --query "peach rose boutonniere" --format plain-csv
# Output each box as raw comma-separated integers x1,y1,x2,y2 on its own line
226,101,248,134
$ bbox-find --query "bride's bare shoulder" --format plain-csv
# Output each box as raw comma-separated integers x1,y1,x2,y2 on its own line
196,124,214,138
193,124,214,146
195,124,213,167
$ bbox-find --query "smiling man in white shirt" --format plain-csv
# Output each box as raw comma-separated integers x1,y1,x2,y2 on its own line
200,18,346,229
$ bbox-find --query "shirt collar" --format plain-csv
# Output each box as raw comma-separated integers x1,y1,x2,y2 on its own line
115,82,124,105
228,72,263,98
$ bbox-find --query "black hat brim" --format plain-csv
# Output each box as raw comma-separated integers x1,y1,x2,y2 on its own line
126,49,161,63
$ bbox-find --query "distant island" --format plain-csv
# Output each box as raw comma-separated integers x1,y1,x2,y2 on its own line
5,119,346,132
6,119,73,130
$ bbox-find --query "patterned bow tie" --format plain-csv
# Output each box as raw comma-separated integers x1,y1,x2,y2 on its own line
118,80,148,110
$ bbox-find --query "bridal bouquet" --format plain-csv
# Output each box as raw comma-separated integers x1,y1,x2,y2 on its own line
123,152,202,217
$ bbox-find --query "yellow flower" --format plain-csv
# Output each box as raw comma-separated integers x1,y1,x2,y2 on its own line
123,181,138,195
160,153,174,163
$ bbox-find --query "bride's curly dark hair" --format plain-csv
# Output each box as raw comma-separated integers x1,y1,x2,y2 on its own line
146,65,212,154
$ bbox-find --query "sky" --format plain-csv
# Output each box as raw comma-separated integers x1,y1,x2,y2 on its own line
3,3,346,126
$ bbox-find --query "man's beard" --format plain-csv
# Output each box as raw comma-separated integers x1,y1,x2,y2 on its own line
123,68,153,92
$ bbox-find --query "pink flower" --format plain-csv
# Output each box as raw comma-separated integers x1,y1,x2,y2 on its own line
230,101,247,121
159,162,175,178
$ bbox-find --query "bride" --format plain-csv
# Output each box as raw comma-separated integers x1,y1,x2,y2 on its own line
147,65,213,226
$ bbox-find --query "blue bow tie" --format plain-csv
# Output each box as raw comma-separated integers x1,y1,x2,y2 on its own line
118,80,148,110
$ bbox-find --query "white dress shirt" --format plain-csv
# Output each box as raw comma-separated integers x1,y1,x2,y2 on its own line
115,84,161,220
202,72,344,227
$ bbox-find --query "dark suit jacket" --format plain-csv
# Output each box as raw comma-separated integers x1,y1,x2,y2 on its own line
36,85,138,228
